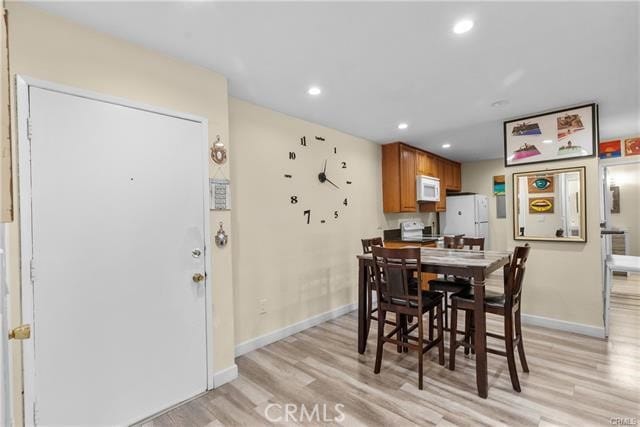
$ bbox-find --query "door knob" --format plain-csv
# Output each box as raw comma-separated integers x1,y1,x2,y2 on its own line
192,273,205,283
8,324,31,340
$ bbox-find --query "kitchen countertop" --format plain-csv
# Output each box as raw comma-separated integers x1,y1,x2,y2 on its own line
383,235,442,244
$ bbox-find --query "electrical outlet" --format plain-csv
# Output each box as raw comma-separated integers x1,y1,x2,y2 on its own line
259,298,267,315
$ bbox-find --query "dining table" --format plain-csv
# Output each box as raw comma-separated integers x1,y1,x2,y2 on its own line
356,246,512,398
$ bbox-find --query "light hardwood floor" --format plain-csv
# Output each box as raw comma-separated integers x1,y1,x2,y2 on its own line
144,275,640,426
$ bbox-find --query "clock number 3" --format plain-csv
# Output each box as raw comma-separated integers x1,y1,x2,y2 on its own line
303,209,311,224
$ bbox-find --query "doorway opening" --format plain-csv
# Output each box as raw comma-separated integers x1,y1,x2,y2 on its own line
600,159,640,338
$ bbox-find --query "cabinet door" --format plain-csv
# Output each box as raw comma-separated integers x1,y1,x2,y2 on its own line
435,159,447,212
451,162,461,191
417,151,435,176
399,145,417,212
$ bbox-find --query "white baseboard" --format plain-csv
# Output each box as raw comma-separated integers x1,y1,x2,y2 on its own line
211,363,238,388
235,303,357,357
520,313,605,339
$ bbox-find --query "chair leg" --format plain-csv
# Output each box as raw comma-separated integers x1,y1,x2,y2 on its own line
443,291,449,329
515,307,529,373
449,300,458,371
402,314,409,353
417,310,424,390
464,310,471,356
366,286,373,335
428,309,434,341
396,313,403,353
374,310,386,374
437,302,445,366
504,312,521,392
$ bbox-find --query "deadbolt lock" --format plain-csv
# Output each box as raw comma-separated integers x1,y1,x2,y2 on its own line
8,324,31,340
192,273,205,283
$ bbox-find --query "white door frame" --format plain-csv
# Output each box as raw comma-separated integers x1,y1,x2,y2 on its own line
16,75,214,426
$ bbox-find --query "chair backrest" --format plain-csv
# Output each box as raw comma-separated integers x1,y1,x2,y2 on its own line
443,235,464,249
361,237,383,254
505,244,531,306
372,246,421,309
462,237,485,251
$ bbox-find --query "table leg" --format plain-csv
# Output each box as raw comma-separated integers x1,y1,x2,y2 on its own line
358,258,368,354
472,275,488,398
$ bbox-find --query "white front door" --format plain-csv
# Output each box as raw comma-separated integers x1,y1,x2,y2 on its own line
24,85,209,425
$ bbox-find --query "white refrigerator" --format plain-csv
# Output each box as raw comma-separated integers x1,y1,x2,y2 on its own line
440,194,489,247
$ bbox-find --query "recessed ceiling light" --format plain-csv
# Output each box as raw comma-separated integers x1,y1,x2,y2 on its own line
442,143,451,149
398,123,409,130
307,86,322,96
453,19,474,34
542,139,553,144
491,99,509,107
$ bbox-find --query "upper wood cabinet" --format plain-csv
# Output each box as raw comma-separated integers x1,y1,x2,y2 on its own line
434,158,448,212
416,151,435,177
382,143,417,212
399,145,417,211
450,162,461,191
382,142,461,213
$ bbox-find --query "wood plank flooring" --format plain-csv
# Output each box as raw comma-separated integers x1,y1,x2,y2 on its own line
144,275,640,426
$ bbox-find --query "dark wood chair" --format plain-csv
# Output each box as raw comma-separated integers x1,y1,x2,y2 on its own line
361,238,394,333
371,246,445,389
449,244,531,392
462,237,485,251
428,236,485,330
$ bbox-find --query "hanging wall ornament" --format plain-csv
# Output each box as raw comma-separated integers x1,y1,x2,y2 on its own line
210,135,227,165
214,221,228,247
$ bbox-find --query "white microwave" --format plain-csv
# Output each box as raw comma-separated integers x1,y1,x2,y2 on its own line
416,175,440,202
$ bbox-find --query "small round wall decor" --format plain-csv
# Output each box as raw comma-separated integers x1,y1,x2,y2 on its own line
210,135,227,165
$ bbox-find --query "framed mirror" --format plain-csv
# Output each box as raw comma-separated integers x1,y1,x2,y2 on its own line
513,166,587,242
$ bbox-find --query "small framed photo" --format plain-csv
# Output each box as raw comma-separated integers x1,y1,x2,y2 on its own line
503,103,598,167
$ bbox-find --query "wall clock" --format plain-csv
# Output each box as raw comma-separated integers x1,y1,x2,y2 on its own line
284,135,352,224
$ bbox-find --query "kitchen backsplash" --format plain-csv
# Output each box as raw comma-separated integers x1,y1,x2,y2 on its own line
381,212,438,233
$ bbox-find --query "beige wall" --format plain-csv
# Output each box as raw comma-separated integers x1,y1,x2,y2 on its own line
6,3,236,423
462,157,603,328
461,159,509,252
607,162,640,256
230,98,387,345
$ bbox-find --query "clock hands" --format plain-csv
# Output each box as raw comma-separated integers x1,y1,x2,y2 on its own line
317,159,340,189
325,177,340,189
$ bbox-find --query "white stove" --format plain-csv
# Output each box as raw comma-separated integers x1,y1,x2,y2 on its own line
400,220,425,241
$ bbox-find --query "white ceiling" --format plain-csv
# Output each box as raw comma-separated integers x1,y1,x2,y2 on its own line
30,1,639,161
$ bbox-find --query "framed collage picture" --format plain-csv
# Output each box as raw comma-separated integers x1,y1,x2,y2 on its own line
503,103,598,167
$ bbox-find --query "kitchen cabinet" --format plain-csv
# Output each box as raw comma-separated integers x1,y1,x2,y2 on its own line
382,142,461,213
382,143,417,212
443,160,461,192
399,145,417,211
435,159,447,212
450,162,462,191
416,151,435,176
